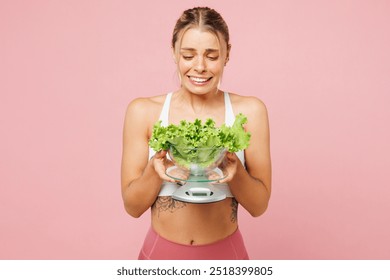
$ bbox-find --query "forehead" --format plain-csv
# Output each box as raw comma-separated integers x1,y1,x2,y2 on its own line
179,28,221,50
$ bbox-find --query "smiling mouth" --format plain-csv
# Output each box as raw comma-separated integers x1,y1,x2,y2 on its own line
188,76,212,85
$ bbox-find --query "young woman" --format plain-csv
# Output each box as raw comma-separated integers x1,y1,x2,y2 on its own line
121,7,271,260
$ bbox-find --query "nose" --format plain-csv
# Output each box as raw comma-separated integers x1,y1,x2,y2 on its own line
194,56,206,73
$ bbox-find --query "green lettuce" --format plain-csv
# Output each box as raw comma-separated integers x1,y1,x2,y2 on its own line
149,113,251,167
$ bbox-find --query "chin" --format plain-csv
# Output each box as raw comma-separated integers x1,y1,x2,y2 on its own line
183,84,219,95
187,88,214,96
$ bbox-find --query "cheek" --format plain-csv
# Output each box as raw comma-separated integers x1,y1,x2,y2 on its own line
209,62,224,74
178,60,192,73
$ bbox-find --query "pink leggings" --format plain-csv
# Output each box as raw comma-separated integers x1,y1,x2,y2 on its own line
138,227,249,260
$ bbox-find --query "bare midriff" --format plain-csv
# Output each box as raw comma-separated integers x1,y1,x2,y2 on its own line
151,197,238,245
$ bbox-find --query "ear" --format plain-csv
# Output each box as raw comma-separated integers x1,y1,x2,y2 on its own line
172,47,177,64
225,44,231,65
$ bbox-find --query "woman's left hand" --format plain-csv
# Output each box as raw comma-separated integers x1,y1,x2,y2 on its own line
215,152,239,184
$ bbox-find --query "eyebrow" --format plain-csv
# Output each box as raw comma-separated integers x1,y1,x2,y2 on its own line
180,48,219,53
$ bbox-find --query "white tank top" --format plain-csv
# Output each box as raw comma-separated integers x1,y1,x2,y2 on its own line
149,92,246,197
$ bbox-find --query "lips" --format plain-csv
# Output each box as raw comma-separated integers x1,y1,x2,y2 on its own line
188,76,212,85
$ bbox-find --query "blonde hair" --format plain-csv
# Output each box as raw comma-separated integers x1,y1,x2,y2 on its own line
172,7,230,50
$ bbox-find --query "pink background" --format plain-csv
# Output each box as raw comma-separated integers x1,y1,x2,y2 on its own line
1,0,389,259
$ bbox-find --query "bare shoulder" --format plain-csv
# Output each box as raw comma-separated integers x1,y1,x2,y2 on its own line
126,95,165,116
125,94,166,122
124,94,168,137
228,92,268,121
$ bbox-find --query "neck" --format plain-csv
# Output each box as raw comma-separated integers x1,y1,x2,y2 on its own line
176,88,223,115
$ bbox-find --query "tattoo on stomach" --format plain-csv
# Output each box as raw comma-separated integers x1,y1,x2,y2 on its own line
152,196,187,216
231,198,238,223
152,197,238,223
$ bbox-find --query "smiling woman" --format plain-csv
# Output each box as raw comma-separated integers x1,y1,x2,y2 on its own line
176,28,226,94
172,8,231,96
121,7,271,260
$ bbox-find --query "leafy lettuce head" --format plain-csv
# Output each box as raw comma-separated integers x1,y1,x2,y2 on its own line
149,113,251,154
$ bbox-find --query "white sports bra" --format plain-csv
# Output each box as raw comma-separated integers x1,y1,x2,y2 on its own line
149,92,246,197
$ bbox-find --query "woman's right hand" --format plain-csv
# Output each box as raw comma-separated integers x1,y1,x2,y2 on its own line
151,150,177,183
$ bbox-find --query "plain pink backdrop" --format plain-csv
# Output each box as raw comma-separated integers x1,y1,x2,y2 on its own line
1,0,389,259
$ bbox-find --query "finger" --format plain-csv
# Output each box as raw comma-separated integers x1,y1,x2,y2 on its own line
154,149,168,159
217,172,233,184
157,171,176,183
155,166,175,182
166,160,175,168
163,176,177,183
226,152,238,161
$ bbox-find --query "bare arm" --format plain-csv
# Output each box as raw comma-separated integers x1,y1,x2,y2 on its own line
222,97,272,217
120,98,167,218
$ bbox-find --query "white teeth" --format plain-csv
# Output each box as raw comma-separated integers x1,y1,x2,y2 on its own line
190,77,209,83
